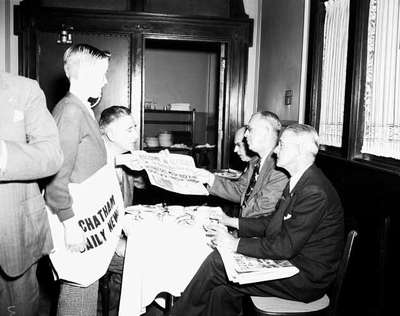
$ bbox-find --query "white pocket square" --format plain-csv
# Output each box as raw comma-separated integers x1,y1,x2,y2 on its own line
13,110,24,122
283,213,292,221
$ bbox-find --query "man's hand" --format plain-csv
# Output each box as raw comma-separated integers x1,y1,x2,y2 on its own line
115,238,127,257
209,207,239,229
62,217,86,252
204,223,239,252
194,168,215,186
132,175,146,189
116,152,145,171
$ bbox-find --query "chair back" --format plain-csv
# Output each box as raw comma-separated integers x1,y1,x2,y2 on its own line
328,230,358,316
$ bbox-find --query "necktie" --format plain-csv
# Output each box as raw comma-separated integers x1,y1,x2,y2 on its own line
242,160,260,207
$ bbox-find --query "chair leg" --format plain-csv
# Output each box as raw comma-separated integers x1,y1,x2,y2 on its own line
164,294,174,315
100,273,111,316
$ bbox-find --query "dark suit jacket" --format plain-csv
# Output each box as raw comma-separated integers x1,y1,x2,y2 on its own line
237,164,344,301
0,72,63,276
209,154,288,217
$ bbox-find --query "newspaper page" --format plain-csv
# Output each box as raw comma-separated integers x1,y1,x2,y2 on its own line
217,247,299,284
46,164,125,287
116,151,209,195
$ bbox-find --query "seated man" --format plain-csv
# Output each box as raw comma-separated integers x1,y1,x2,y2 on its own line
169,124,345,316
98,105,144,315
196,111,288,218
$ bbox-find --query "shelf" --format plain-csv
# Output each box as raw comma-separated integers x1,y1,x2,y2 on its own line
143,108,196,148
144,109,195,114
144,120,191,125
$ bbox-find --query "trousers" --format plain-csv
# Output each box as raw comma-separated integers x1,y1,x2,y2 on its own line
57,280,98,316
170,250,302,316
0,263,39,316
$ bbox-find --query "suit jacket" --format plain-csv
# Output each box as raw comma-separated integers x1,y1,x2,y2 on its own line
45,93,107,222
0,72,63,277
237,164,345,301
209,154,288,217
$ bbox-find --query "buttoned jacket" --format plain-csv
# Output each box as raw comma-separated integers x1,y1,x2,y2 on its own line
0,72,63,276
209,154,288,217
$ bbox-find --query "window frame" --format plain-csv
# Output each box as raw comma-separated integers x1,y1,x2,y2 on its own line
306,0,400,175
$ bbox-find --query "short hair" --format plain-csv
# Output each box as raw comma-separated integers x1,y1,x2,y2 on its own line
63,43,111,79
99,106,131,132
252,111,282,142
283,124,319,156
235,126,247,141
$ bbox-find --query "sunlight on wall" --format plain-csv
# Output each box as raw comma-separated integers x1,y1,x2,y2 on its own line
0,0,21,74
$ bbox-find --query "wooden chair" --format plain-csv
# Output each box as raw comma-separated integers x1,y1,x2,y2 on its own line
249,230,358,316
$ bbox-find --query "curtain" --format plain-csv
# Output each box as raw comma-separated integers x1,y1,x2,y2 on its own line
319,0,350,147
362,0,400,159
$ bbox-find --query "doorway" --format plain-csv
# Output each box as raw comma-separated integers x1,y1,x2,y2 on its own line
143,39,223,170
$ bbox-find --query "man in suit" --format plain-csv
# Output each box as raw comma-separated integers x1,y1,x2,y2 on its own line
170,124,345,316
196,111,288,218
0,71,63,316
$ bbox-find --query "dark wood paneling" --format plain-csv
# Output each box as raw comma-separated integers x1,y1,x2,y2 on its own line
316,154,395,315
36,32,130,120
15,1,252,169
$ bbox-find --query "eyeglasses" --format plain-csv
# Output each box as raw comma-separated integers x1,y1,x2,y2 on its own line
243,124,254,134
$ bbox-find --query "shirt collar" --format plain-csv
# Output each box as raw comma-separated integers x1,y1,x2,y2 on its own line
289,163,313,193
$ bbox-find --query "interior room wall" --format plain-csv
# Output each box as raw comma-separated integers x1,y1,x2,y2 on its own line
145,49,214,113
257,0,306,123
144,48,217,145
0,0,21,74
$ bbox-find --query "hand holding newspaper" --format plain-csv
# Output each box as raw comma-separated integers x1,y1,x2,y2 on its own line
217,247,299,284
116,151,209,195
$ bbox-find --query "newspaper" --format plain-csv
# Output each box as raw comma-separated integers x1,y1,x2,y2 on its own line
116,151,209,196
217,247,299,284
46,164,125,287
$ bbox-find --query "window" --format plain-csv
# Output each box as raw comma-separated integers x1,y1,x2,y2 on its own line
319,0,350,148
361,0,400,160
307,0,400,172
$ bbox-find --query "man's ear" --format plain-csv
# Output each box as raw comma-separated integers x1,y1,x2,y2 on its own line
104,126,115,142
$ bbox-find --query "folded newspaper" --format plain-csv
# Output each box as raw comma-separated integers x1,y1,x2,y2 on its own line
218,247,299,284
116,151,209,196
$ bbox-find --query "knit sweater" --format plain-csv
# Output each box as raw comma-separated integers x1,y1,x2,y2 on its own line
45,93,107,221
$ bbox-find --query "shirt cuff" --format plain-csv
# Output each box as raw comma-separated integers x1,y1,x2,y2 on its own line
0,140,8,173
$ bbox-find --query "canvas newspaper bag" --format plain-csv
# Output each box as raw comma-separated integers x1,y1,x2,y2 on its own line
46,163,125,287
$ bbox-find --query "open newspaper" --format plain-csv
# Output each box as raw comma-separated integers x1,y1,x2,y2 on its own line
218,247,299,284
116,151,209,195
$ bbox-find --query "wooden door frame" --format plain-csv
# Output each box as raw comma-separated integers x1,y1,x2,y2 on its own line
14,3,253,168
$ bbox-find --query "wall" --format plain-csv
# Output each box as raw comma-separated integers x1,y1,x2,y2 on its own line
0,0,21,74
144,48,217,145
257,0,306,123
145,49,214,113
